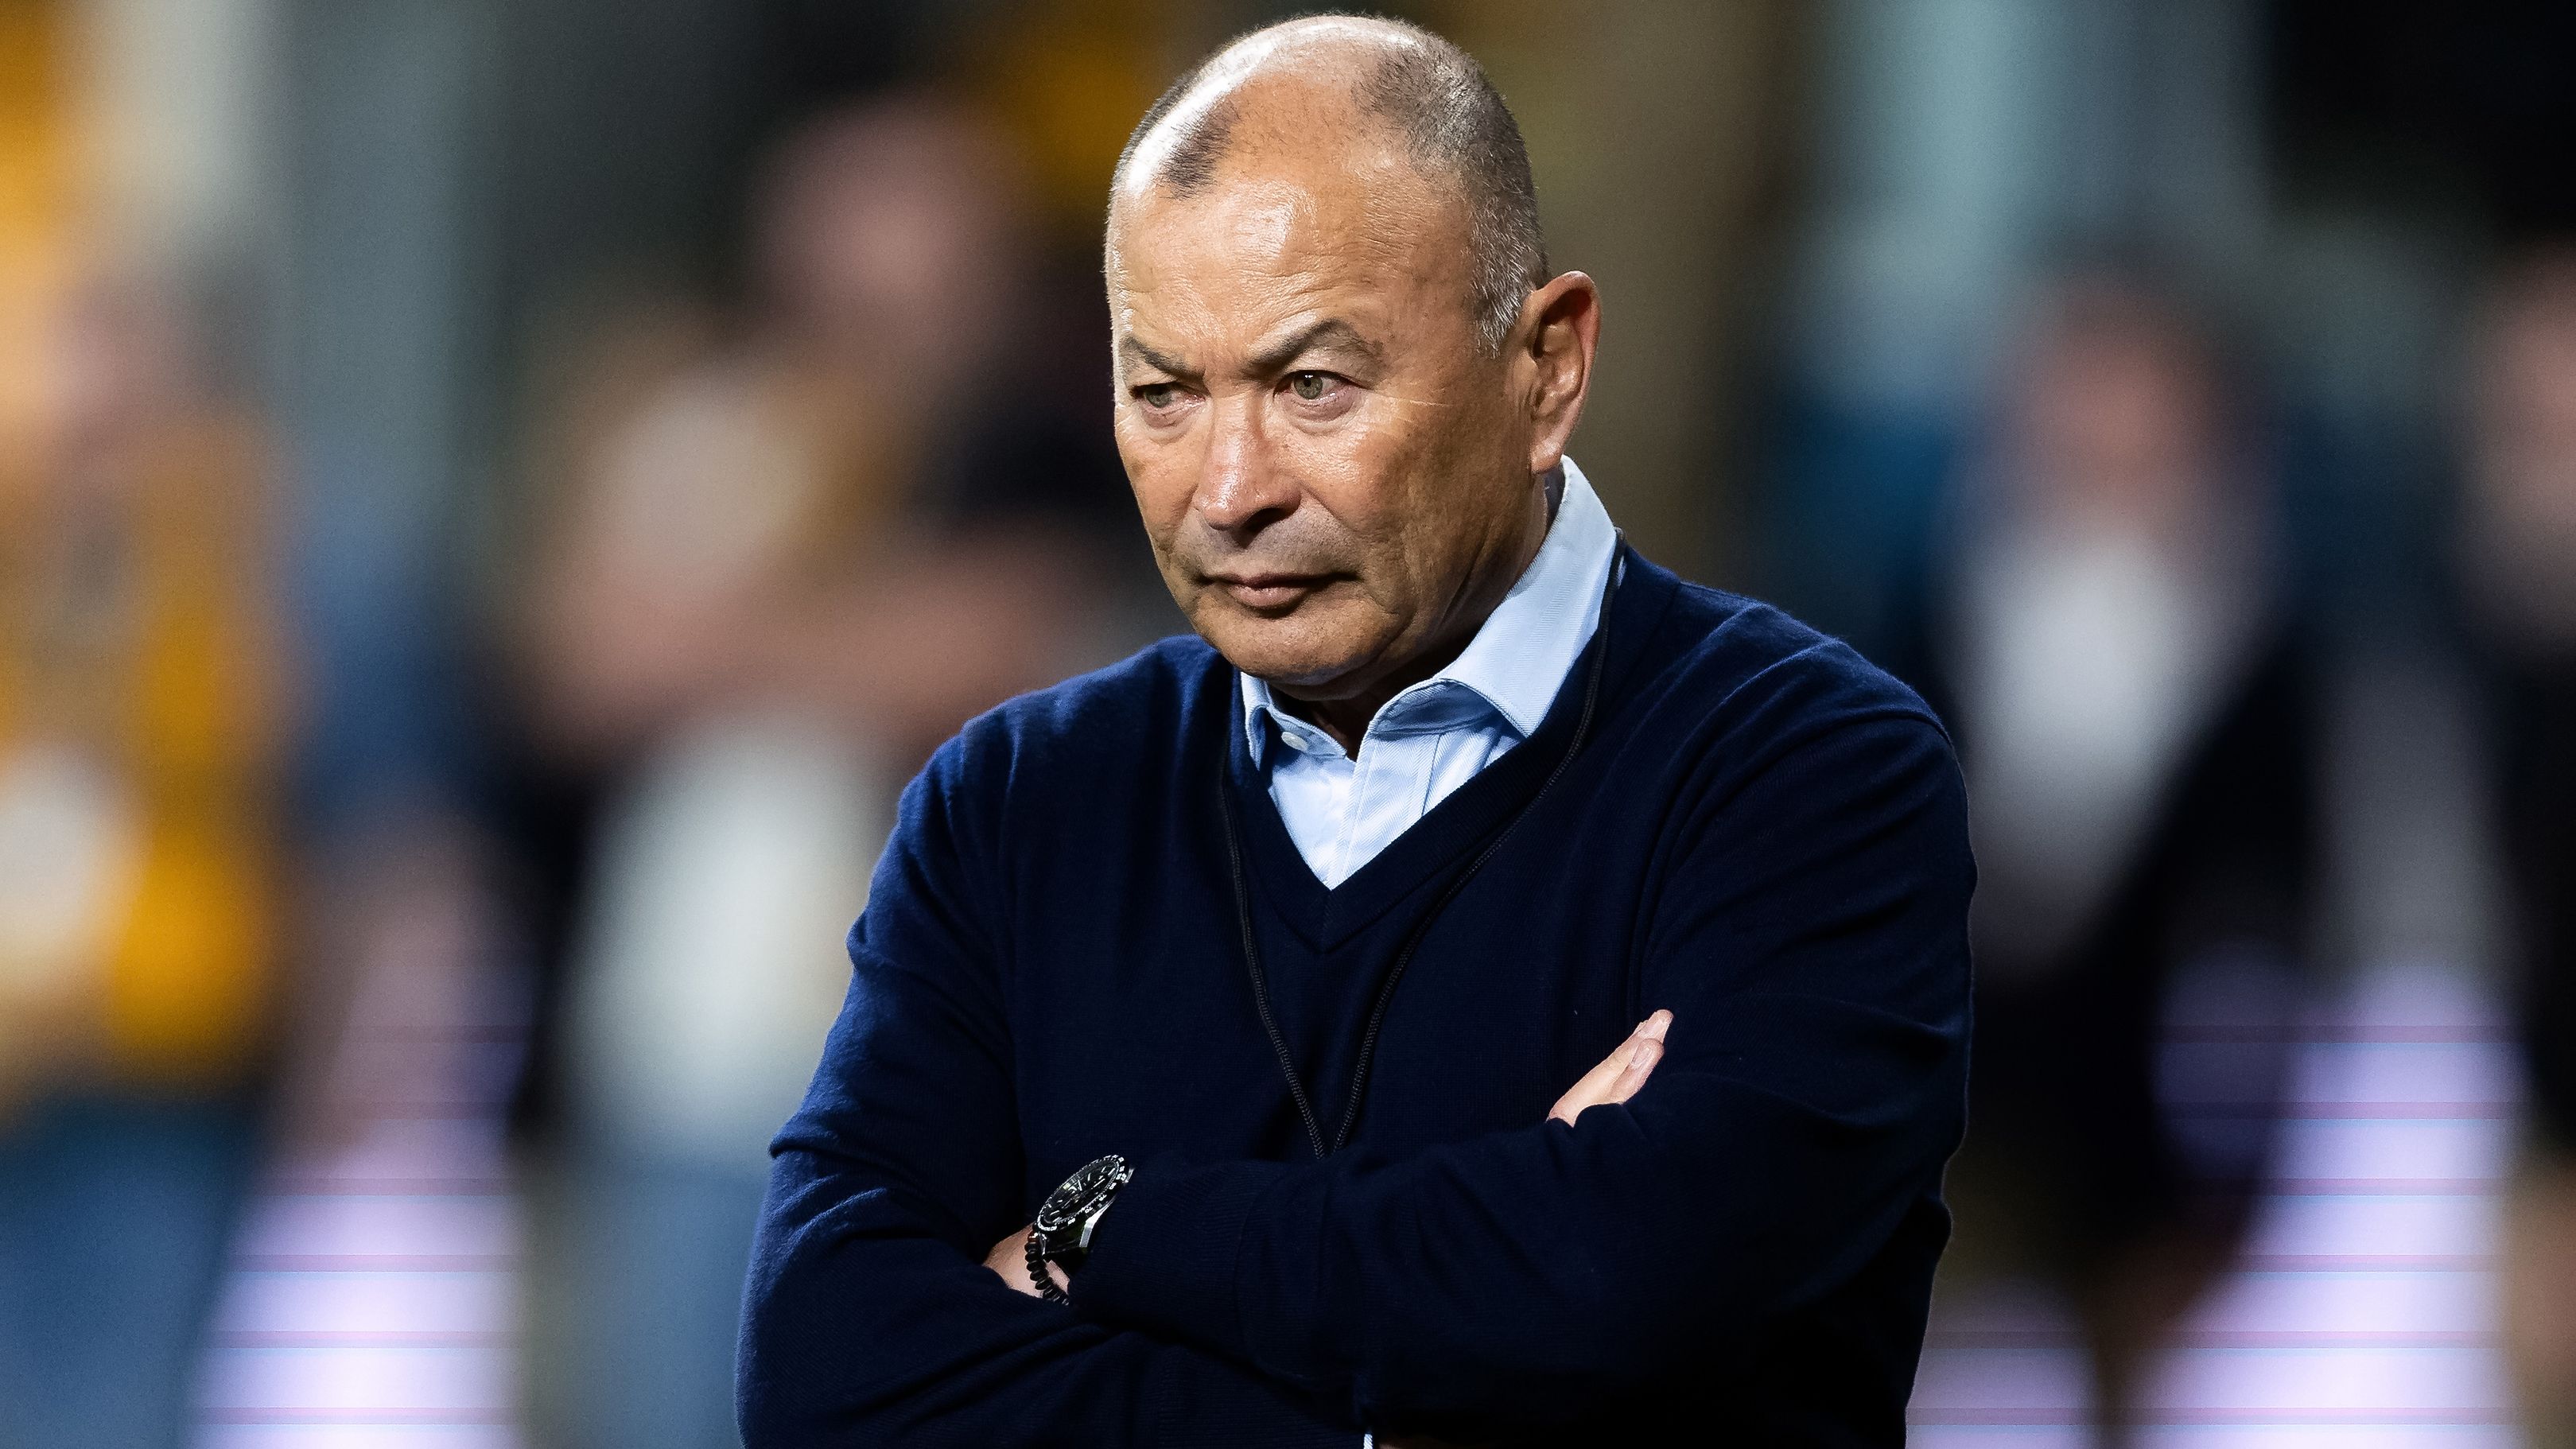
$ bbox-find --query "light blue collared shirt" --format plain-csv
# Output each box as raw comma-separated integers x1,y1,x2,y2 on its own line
1241,457,1620,888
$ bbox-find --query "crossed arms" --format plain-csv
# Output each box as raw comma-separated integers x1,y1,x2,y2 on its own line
984,1008,1677,1302
736,704,1971,1446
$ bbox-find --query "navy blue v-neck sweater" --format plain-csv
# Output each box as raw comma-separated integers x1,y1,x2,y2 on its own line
740,550,1974,1447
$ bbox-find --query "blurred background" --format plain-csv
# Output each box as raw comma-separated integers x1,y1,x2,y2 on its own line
2,0,2574,1444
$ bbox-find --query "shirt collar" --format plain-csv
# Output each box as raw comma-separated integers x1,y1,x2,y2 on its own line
1240,456,1620,763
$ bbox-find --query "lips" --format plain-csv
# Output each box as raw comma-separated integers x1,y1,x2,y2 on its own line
1209,573,1329,610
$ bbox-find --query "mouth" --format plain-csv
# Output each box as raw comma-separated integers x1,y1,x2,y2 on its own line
1206,572,1333,612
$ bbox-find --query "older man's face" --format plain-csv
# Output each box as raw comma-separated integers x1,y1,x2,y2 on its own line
1105,138,1536,698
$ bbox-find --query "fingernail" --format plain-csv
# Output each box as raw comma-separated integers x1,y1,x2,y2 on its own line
1638,1010,1672,1043
1619,1038,1662,1089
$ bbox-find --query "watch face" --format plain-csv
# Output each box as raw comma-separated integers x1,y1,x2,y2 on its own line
1035,1155,1130,1232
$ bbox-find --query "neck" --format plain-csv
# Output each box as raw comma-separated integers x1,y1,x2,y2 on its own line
1276,467,1562,756
1289,634,1475,755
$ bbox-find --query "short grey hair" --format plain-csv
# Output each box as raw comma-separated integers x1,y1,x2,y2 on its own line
1111,16,1549,354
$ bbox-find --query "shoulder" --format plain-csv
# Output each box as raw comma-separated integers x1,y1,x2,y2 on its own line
1634,570,1954,768
925,633,1225,803
1626,578,1972,896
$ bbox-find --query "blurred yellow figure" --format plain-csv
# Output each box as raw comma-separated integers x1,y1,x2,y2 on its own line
0,274,290,1447
0,312,283,1092
0,10,289,1444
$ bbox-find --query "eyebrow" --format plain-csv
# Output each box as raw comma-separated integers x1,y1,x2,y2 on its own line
1249,317,1384,376
1117,317,1385,385
1119,334,1196,382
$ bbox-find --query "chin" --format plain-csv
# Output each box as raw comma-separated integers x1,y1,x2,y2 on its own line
1192,603,1370,691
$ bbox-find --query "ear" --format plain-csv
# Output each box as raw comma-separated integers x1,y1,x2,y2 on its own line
1515,271,1601,477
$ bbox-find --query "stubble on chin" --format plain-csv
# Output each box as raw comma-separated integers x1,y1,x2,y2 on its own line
1193,591,1385,693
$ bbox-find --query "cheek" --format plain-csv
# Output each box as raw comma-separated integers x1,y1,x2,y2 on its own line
1370,401,1509,581
1271,399,1408,532
1114,425,1195,535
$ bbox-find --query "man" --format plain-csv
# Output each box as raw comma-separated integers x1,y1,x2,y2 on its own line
740,16,1972,1446
1913,275,2316,1436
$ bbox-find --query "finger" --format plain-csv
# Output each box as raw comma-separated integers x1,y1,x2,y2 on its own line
1548,1038,1638,1125
1614,1035,1663,1095
1548,1012,1670,1125
1610,1009,1673,1101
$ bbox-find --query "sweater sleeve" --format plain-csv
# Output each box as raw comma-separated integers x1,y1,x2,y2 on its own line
1068,701,1975,1439
737,732,1353,1448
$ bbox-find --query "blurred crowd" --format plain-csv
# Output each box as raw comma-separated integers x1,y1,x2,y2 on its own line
3,2,2576,1447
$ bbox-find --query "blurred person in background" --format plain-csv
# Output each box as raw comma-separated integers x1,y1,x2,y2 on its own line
1915,274,2323,1441
0,268,291,1446
2461,249,2576,1446
503,91,1125,1449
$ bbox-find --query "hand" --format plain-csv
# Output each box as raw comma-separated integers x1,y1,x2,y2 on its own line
1548,1009,1672,1125
985,1226,1069,1298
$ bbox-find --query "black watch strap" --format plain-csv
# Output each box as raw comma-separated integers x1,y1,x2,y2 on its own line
1024,1226,1071,1304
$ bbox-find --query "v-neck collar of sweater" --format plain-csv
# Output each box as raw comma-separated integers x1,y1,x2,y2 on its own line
1218,542,1679,952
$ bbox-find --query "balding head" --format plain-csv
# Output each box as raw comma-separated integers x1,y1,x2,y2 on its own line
1109,15,1545,353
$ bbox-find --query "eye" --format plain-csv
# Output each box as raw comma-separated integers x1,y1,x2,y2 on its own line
1286,371,1334,402
1136,382,1182,410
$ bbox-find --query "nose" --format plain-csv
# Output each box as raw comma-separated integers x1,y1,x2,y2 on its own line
1192,391,1298,538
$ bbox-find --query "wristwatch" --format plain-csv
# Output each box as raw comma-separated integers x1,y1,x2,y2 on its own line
1026,1154,1131,1304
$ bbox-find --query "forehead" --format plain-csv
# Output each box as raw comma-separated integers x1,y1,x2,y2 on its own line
1107,122,1470,343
